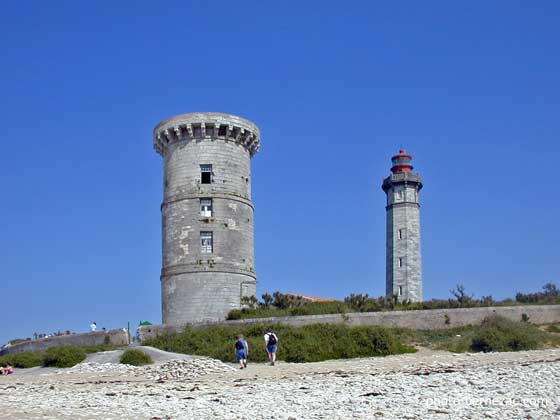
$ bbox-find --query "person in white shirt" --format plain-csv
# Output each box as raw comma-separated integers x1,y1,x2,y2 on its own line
264,330,278,366
90,322,97,332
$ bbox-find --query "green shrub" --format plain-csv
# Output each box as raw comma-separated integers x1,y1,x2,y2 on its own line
120,349,153,366
80,343,119,354
546,324,560,333
470,316,541,352
226,309,243,320
144,323,416,363
401,315,560,354
289,302,349,317
439,335,471,353
43,345,86,368
471,328,510,352
0,351,44,368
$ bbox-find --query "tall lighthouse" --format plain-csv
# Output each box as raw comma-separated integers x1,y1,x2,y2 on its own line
382,150,423,302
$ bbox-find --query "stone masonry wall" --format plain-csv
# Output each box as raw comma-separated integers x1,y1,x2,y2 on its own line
0,329,130,356
138,305,560,341
162,272,256,324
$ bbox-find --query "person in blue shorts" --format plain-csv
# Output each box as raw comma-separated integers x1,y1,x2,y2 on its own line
234,334,249,369
264,330,278,366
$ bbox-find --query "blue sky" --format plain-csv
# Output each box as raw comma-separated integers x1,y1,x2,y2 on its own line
1,1,559,343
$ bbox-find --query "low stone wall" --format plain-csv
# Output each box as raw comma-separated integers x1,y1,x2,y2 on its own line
0,329,130,356
138,305,560,341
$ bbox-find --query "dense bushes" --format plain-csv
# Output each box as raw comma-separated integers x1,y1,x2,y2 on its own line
0,351,43,368
43,345,86,368
0,347,87,369
120,349,153,366
409,316,558,353
144,323,416,363
546,324,560,333
470,316,542,352
0,343,124,369
228,283,559,320
516,283,559,304
145,317,556,362
79,343,118,354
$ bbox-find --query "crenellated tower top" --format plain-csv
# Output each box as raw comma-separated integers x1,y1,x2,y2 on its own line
153,112,260,157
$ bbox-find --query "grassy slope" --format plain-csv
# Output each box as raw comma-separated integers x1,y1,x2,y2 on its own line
144,317,560,363
144,323,416,363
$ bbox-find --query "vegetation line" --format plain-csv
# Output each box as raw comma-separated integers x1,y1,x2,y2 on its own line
226,283,560,320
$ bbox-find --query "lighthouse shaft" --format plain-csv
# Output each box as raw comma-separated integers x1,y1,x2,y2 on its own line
382,151,423,302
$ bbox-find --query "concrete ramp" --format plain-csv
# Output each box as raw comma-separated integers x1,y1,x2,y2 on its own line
85,346,197,365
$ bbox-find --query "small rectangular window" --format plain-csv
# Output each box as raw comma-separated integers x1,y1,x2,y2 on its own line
398,229,404,240
398,257,403,268
201,231,213,253
399,286,403,296
193,124,202,138
200,198,213,217
205,124,214,137
200,164,212,184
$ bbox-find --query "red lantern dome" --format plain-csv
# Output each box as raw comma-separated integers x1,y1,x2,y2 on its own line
390,149,413,174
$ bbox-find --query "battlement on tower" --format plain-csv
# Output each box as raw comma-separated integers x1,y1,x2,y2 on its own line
153,112,260,157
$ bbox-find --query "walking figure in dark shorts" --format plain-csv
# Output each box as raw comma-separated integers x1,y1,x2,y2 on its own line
235,334,249,369
264,330,278,366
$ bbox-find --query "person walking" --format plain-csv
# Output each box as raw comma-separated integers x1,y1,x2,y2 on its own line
234,334,249,369
264,330,278,366
90,322,97,332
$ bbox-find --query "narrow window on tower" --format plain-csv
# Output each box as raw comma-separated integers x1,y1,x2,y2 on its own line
192,124,202,138
200,231,213,254
396,190,404,201
398,229,404,240
399,286,403,296
398,257,403,268
200,164,212,184
200,198,213,217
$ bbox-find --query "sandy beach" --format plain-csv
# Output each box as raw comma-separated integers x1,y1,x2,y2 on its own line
1,347,559,419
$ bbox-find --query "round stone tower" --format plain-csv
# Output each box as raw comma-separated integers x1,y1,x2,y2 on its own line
382,150,423,302
153,112,260,325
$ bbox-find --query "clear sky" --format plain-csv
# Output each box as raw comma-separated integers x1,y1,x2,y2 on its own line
1,1,559,344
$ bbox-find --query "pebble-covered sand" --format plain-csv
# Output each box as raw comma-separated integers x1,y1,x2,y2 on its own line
1,349,559,419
